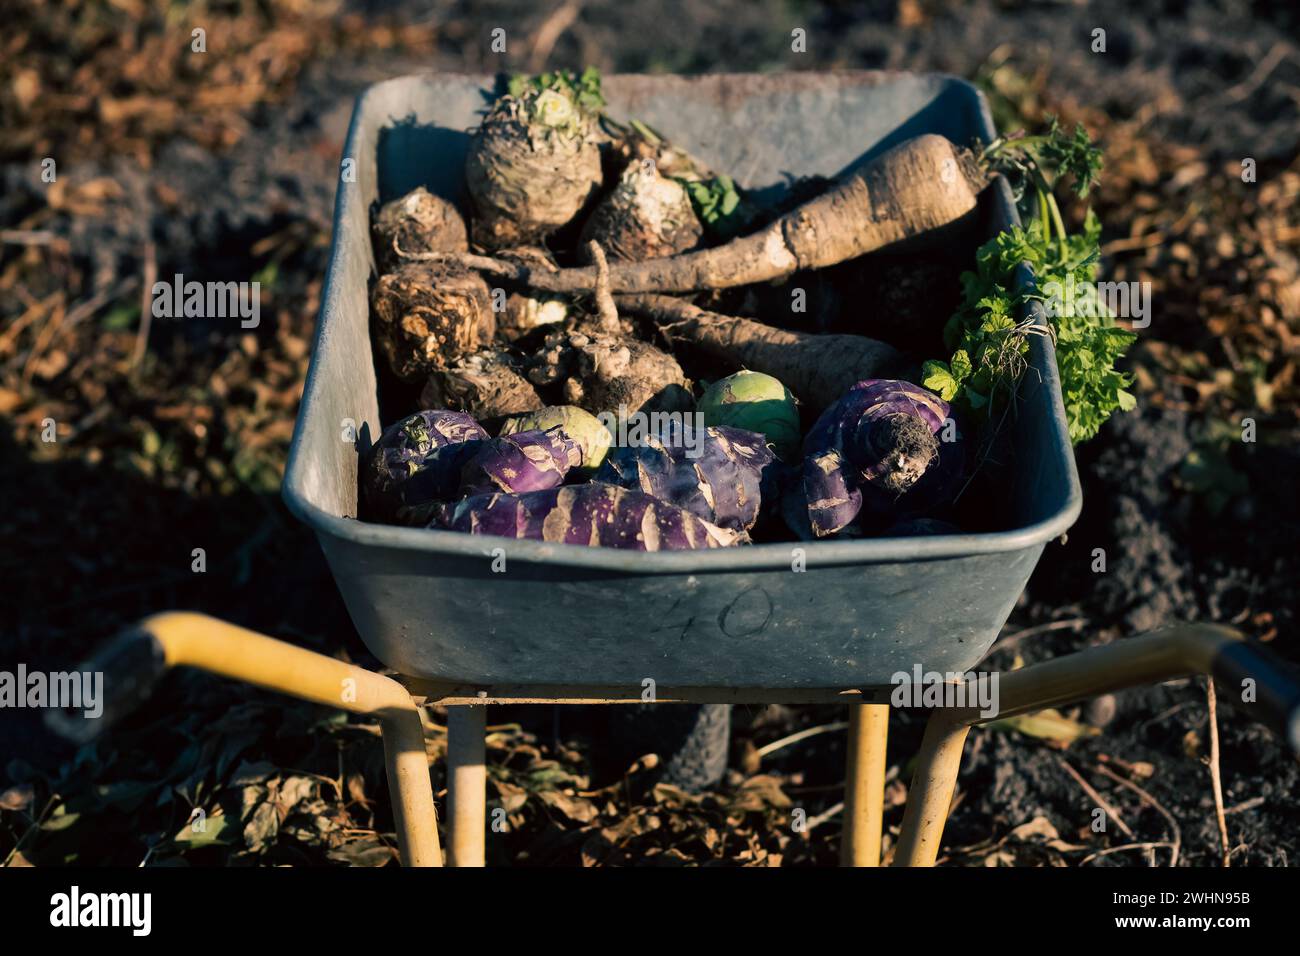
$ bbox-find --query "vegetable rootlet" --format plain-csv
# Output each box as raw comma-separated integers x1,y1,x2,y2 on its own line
595,424,776,532
792,380,966,537
434,482,747,550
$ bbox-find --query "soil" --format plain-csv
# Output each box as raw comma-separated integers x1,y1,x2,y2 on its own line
1,0,1297,867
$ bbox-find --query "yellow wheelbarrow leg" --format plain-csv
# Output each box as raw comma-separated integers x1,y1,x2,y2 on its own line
841,703,889,866
138,612,443,867
446,705,487,867
893,623,1300,867
893,715,971,867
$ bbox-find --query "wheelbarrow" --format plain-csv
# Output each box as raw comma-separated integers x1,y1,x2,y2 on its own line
49,73,1300,865
52,614,1300,866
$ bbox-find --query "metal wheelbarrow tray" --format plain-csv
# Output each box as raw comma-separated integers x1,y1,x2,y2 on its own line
282,71,1082,689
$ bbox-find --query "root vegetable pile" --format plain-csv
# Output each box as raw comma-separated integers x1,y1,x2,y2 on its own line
439,133,986,295
361,69,1128,550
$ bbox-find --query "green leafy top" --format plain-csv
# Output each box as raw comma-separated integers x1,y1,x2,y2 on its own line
680,175,751,240
921,120,1134,445
507,67,605,116
1036,117,1104,197
983,115,1103,203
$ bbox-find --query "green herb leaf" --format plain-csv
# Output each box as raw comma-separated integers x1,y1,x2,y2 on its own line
1038,116,1104,197
923,120,1131,444
680,175,750,239
921,360,960,401
924,219,1136,443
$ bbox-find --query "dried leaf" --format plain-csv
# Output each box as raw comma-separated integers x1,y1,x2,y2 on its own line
987,709,1100,744
1007,816,1088,853
1008,816,1058,841
0,784,34,812
226,760,278,788
493,779,529,814
40,806,81,832
275,775,317,817
651,782,699,807
327,838,397,867
174,808,237,848
538,789,598,823
729,775,792,813
243,801,279,852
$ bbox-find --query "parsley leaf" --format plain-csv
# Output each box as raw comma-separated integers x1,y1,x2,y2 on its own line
925,121,1134,444
929,212,1136,444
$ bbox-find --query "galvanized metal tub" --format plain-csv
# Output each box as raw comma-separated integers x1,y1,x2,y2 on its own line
282,71,1082,689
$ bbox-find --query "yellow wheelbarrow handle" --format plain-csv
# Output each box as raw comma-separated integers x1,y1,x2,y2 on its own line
895,623,1300,867
45,612,443,867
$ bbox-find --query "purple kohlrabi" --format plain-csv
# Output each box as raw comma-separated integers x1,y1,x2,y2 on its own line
363,409,489,523
434,482,747,550
457,427,582,496
594,424,777,532
793,380,966,537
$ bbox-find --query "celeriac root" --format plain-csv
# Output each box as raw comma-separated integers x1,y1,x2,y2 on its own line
370,264,495,381
419,350,543,422
371,187,468,273
465,88,603,248
524,321,693,416
578,159,702,262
